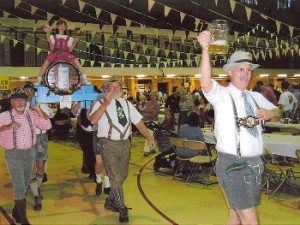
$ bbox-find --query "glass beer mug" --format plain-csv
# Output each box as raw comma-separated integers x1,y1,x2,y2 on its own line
209,19,228,55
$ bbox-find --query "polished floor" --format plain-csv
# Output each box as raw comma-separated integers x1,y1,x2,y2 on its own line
0,135,299,225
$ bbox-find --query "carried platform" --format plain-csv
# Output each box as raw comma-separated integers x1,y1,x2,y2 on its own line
35,85,98,109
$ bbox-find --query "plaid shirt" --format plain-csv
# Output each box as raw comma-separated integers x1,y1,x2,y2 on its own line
0,109,51,150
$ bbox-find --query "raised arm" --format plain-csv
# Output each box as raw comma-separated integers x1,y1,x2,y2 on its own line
197,31,214,93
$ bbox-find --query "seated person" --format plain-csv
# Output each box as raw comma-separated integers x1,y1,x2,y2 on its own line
160,107,175,131
176,112,206,158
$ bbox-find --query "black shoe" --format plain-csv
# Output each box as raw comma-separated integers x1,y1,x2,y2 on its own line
12,206,21,223
89,173,96,180
149,149,156,154
95,183,102,196
33,196,42,211
143,149,156,157
104,187,111,195
119,207,129,223
104,198,119,212
81,166,89,174
42,173,48,183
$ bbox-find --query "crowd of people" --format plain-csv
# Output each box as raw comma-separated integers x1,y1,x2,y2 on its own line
1,71,299,224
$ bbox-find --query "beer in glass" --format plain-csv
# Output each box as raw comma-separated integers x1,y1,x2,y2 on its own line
209,20,228,55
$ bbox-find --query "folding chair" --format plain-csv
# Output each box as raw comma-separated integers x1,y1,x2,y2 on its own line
295,149,300,209
183,140,217,187
169,137,188,180
261,147,297,199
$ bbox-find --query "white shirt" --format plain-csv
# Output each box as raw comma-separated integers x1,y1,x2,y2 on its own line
90,98,142,140
50,34,73,47
203,80,276,157
278,91,297,111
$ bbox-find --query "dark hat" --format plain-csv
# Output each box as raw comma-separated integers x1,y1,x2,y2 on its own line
11,88,28,99
23,82,37,92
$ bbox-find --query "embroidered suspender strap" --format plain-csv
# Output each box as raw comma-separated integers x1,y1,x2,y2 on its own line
228,93,241,156
228,91,264,157
8,110,17,149
26,112,35,147
8,110,35,149
245,91,260,109
99,100,131,140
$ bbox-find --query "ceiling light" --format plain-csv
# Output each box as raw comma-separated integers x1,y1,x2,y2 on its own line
218,74,227,77
260,74,269,77
20,76,28,80
294,74,300,77
166,74,176,78
278,74,287,77
102,75,111,78
195,74,202,77
136,74,146,78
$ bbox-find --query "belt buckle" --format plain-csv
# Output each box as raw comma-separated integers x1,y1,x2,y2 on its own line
238,116,258,128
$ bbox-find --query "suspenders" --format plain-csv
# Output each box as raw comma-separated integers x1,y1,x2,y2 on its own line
99,99,131,140
8,110,34,149
228,91,263,156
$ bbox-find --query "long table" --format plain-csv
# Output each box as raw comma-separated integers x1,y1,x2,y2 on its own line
202,130,300,159
265,121,300,130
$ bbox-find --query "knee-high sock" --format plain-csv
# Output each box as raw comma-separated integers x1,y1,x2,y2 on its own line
111,187,125,208
104,176,110,188
36,173,44,187
29,177,39,197
96,173,102,184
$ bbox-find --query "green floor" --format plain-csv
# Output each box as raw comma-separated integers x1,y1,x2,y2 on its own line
0,136,299,225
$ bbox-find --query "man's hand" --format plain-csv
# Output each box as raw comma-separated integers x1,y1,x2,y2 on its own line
147,138,156,150
256,108,281,121
197,31,211,51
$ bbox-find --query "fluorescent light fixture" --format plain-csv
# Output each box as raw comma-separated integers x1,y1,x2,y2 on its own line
294,74,300,77
218,74,227,77
278,74,287,77
136,74,146,78
195,74,202,77
166,74,176,78
20,76,28,80
102,75,111,78
260,74,269,77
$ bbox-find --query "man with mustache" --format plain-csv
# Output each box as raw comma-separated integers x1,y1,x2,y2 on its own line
197,31,281,225
90,78,155,223
0,88,51,225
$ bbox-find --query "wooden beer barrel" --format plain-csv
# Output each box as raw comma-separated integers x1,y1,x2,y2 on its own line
44,61,80,95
